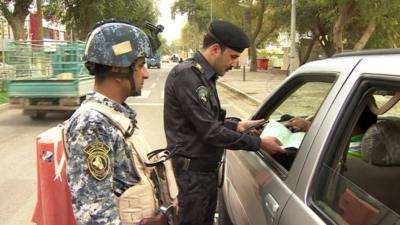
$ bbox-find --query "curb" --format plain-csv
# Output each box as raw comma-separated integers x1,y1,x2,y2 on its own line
217,81,262,105
0,103,9,111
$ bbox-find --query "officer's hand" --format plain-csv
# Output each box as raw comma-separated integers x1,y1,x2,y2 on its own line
260,136,286,154
283,117,311,132
237,119,264,134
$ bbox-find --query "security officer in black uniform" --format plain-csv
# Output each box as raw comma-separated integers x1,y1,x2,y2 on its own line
163,20,286,225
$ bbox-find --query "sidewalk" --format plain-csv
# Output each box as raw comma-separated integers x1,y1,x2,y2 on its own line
218,68,288,104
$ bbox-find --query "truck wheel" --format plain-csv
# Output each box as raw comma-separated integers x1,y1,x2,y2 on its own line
30,112,46,120
217,191,233,225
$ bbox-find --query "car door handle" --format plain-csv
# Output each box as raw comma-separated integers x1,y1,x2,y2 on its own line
264,193,279,217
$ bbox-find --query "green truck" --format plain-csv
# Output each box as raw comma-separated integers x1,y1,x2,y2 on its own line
5,41,94,119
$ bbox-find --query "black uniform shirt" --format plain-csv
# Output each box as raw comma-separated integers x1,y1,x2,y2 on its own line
163,52,261,163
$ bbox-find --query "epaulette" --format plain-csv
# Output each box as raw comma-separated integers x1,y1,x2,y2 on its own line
194,63,202,71
189,60,205,74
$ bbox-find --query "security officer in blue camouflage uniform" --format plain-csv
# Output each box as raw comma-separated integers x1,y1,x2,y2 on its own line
66,20,160,225
163,20,286,225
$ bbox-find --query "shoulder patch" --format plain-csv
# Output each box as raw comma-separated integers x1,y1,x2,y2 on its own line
196,86,209,104
83,141,111,181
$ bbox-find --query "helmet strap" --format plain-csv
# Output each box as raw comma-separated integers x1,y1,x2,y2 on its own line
128,66,141,96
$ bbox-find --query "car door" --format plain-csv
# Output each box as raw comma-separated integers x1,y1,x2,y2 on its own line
220,57,363,225
280,54,400,225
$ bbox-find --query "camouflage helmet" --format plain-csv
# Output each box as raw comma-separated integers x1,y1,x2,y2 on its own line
83,20,153,67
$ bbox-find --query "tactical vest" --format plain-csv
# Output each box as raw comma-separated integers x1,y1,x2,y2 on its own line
78,103,164,224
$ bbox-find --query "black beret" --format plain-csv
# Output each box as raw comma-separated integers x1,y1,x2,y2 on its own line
208,20,250,52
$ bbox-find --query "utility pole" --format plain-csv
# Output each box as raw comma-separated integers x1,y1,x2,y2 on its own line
289,0,296,75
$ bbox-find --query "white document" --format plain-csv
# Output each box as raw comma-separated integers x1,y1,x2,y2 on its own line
260,119,305,149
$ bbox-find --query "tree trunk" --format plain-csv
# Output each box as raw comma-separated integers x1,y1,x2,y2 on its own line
316,22,335,57
34,0,44,45
299,35,317,65
78,24,92,41
318,37,336,57
0,0,33,41
249,0,266,72
8,17,27,41
332,11,344,53
333,1,356,53
353,19,376,51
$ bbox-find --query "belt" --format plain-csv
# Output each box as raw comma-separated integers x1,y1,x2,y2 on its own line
185,159,221,173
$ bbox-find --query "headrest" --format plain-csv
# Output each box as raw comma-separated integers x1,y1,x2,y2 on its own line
361,120,400,166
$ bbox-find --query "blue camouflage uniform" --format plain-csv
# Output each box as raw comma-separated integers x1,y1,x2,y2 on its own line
66,91,139,225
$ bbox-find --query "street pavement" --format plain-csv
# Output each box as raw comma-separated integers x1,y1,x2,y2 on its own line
218,67,288,105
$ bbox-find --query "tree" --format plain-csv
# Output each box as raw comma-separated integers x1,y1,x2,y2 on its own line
172,0,282,72
172,0,211,32
44,0,159,40
33,0,44,44
158,36,173,55
170,39,184,55
293,0,400,59
181,22,203,52
0,0,33,40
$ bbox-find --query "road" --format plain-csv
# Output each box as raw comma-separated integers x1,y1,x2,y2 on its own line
0,62,257,225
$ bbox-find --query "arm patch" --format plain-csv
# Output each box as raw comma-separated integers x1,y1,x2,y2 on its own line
83,141,111,181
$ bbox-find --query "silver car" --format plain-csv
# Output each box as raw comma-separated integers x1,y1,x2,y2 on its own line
219,49,400,225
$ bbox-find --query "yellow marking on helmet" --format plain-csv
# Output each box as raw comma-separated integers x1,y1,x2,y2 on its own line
112,41,133,56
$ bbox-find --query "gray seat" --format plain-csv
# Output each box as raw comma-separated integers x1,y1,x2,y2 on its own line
345,120,400,214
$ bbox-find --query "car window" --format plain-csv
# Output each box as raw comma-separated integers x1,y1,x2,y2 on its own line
260,80,334,171
269,82,333,121
312,89,400,225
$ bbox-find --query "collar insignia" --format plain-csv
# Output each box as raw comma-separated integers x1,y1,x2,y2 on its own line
195,63,202,71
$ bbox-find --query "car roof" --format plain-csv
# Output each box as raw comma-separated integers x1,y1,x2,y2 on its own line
333,48,400,58
293,49,400,79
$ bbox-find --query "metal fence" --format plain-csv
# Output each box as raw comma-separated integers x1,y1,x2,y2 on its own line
0,40,87,91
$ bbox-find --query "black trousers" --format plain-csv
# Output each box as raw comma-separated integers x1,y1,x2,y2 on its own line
175,170,218,225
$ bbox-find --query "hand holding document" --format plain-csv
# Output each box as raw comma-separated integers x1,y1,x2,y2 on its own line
260,120,305,149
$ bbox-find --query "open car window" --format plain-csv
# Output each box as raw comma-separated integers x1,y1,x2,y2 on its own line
269,82,333,121
259,80,335,171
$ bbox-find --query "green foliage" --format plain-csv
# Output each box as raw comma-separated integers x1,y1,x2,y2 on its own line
44,0,159,40
257,50,270,58
158,36,173,55
288,0,400,58
257,49,283,59
172,0,284,71
0,91,8,104
181,22,203,51
170,39,184,54
345,0,400,49
172,0,211,31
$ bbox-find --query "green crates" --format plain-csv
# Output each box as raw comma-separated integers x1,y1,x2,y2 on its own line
2,41,89,79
